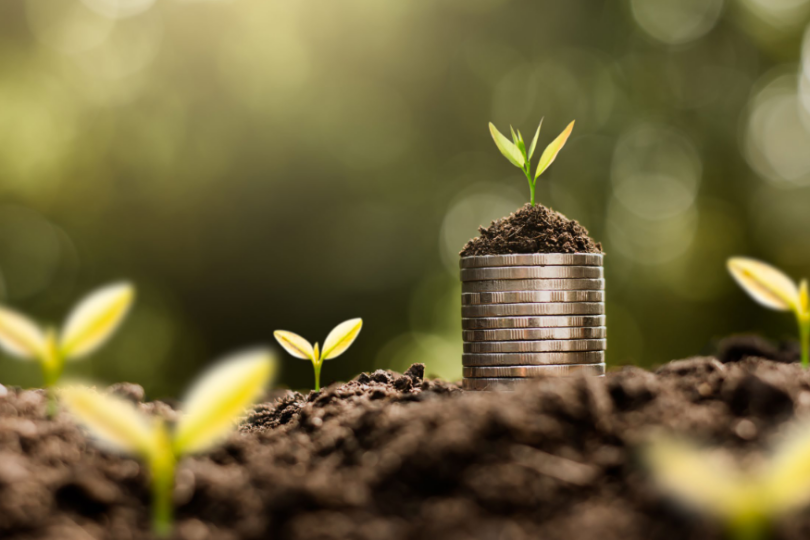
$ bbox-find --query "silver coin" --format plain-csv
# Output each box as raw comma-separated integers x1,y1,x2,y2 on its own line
462,303,604,317
463,373,606,392
463,363,606,378
461,266,603,282
462,351,605,366
462,279,605,293
462,290,604,305
462,315,606,329
463,326,606,342
460,253,604,268
463,339,607,353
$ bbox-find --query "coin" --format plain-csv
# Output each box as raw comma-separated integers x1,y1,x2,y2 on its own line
462,315,606,329
462,303,604,317
462,279,605,293
463,372,605,391
463,339,607,353
463,326,606,342
461,266,603,281
462,290,605,305
460,253,604,268
463,363,606,378
462,351,605,366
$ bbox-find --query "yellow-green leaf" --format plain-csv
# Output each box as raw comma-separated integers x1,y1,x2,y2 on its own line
489,122,525,168
173,349,275,455
60,386,157,456
801,280,809,315
321,318,363,360
535,120,575,179
273,330,315,360
59,282,135,360
313,342,320,362
0,306,45,360
644,436,752,520
727,258,798,312
762,423,810,514
528,119,543,160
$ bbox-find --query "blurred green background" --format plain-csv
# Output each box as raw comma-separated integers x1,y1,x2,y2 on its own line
1,0,810,397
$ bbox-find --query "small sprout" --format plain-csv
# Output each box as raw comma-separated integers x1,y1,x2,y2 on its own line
727,257,810,367
489,119,575,206
0,282,135,413
274,318,362,391
60,349,275,537
645,428,810,540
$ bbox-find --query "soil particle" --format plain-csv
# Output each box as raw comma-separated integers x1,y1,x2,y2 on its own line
460,203,602,256
6,357,810,539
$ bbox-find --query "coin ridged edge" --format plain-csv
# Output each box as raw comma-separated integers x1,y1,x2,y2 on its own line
462,351,605,366
460,253,604,268
463,363,606,378
461,316,606,329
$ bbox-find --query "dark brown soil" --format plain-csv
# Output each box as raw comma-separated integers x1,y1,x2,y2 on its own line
460,203,602,256
5,350,810,539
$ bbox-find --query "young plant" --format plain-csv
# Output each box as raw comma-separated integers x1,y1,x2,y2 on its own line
274,318,362,391
645,428,810,540
0,282,135,413
727,257,810,367
59,349,275,537
489,119,575,206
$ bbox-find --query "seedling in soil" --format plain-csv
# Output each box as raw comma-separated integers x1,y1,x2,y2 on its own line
488,119,575,206
0,282,134,414
645,429,810,540
727,257,810,367
59,349,275,537
274,318,362,391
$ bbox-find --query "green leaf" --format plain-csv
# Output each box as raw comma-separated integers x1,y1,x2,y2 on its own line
535,120,574,179
510,125,518,145
489,123,525,168
528,119,543,160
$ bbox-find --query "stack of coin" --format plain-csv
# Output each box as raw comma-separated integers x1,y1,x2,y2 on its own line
460,253,605,391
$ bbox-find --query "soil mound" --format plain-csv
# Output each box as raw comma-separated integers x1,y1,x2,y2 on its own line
460,203,602,256
4,357,810,539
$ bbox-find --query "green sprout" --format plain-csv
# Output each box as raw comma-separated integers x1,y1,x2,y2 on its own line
488,119,575,206
59,349,275,537
728,257,810,367
274,318,362,391
0,282,135,414
645,428,810,540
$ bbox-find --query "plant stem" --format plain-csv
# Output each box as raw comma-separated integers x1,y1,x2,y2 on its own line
522,167,535,206
313,360,322,392
799,314,810,368
150,432,177,537
727,514,768,540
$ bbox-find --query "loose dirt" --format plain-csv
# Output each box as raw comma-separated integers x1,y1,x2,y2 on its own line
460,203,602,256
3,339,810,540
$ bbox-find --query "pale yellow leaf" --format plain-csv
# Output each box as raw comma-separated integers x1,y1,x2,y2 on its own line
801,280,809,315
727,258,798,312
762,423,810,514
0,305,46,360
59,282,135,359
322,318,363,360
173,349,275,455
644,437,752,519
273,330,315,360
535,120,575,179
489,123,525,168
59,386,156,456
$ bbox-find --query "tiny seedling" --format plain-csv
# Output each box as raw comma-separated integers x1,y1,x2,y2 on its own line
645,428,810,540
274,318,362,391
727,257,810,367
59,349,275,537
489,119,575,206
0,282,135,413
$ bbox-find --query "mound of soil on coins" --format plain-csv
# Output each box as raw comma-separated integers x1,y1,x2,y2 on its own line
5,355,810,539
460,203,602,256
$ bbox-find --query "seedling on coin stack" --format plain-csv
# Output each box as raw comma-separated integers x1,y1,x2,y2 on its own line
727,258,810,367
489,119,575,206
0,282,134,415
645,428,810,540
60,349,275,537
274,318,362,391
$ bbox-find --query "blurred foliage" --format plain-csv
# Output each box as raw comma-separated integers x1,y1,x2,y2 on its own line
1,0,810,396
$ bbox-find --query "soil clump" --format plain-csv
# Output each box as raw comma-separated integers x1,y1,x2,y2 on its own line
460,203,602,256
4,356,810,539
